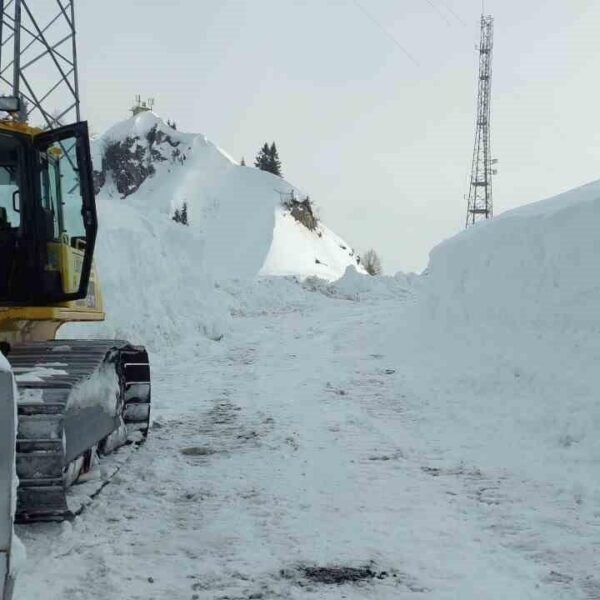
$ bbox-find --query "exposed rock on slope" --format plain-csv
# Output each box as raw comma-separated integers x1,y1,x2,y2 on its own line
93,124,186,197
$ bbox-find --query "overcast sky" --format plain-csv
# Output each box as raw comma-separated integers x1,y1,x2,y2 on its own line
74,0,599,273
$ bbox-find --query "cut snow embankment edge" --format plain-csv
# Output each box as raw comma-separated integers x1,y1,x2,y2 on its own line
380,178,600,498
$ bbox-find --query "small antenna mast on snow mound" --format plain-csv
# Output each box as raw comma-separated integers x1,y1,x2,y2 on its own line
0,0,80,128
465,14,495,228
131,95,155,116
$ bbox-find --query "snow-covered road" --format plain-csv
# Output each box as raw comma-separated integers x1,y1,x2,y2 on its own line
13,278,600,599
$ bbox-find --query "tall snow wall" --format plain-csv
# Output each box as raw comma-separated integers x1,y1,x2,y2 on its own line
383,180,600,497
423,180,600,334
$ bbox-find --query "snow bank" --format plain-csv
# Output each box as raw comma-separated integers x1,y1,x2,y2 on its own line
384,180,600,502
423,179,600,332
60,193,229,350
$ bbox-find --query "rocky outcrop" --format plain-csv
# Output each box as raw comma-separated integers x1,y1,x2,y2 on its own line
93,125,187,197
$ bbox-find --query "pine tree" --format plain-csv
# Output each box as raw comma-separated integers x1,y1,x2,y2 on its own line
240,157,246,166
254,143,271,172
172,208,181,224
268,142,282,177
254,142,282,176
167,119,177,130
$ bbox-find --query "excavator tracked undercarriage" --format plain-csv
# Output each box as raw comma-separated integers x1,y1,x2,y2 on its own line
12,340,150,522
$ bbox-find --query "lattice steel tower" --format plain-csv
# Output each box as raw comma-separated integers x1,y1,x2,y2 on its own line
0,0,80,128
465,14,495,228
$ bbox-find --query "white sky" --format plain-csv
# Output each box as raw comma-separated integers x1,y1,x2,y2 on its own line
76,0,600,273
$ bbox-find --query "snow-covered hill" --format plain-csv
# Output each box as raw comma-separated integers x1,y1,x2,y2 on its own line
93,112,362,282
64,112,364,348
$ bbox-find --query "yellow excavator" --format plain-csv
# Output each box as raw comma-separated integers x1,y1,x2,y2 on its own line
0,3,151,599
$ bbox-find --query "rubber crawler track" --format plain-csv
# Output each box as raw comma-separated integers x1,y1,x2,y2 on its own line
8,339,150,523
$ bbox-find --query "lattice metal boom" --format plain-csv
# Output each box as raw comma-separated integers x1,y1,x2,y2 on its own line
465,14,494,228
0,0,80,128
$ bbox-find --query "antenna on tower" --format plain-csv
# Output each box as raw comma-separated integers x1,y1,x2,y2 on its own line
465,14,495,228
131,95,155,116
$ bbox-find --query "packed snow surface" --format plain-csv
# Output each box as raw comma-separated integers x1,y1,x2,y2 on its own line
15,132,600,596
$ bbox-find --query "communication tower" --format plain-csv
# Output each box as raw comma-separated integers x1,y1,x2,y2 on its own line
465,14,496,228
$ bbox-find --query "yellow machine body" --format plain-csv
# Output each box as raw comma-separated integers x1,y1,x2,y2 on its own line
0,120,104,344
0,261,105,344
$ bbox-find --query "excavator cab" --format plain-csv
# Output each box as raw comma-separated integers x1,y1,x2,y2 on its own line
0,122,97,306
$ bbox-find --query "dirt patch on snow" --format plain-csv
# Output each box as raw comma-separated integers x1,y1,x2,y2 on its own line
276,563,429,592
300,565,389,584
180,446,219,457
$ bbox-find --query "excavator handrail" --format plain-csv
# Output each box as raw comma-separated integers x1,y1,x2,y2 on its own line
0,368,16,600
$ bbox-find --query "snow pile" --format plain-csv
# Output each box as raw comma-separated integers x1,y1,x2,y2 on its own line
301,265,413,302
61,194,229,350
422,179,600,332
329,265,413,301
386,180,600,500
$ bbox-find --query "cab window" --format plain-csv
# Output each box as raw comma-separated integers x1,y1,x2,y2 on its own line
39,151,61,240
0,137,21,230
38,136,86,248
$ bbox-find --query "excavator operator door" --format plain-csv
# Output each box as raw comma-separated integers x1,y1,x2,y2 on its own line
0,122,97,306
